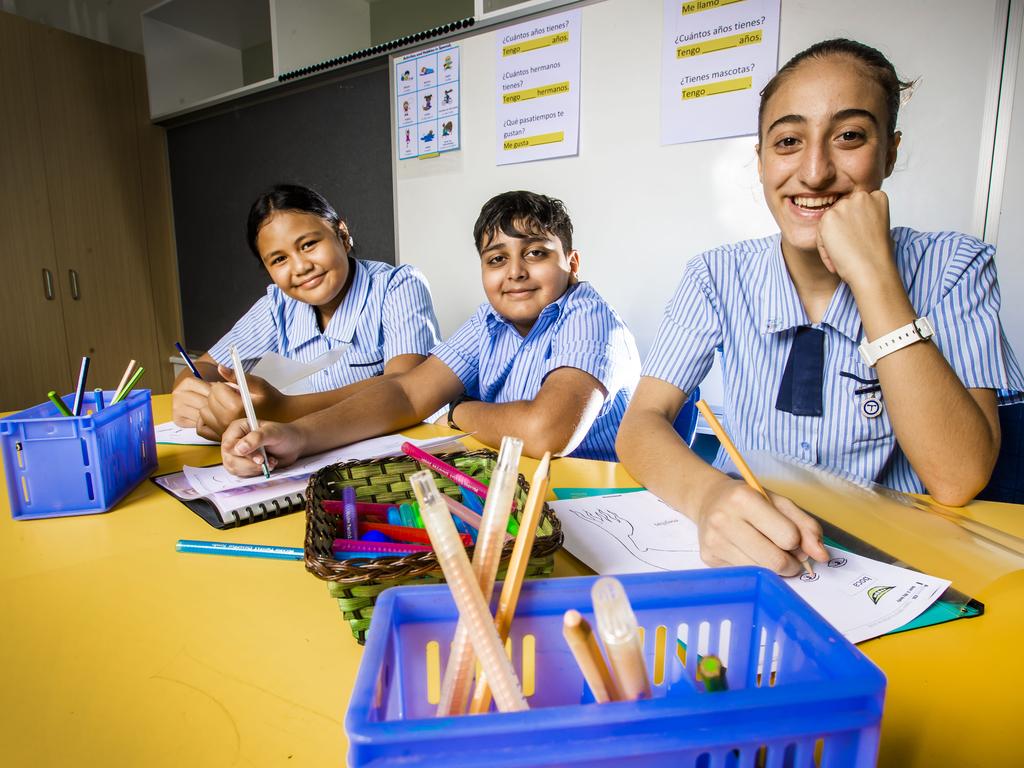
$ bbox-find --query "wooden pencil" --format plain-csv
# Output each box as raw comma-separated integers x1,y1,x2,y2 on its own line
561,609,620,703
695,400,814,576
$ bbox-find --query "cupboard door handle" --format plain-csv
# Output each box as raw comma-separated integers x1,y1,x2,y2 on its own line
42,269,55,300
69,269,81,300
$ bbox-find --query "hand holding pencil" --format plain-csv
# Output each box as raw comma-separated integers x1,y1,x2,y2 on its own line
694,401,827,577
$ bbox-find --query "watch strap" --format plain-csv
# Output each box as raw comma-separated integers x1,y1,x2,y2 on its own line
447,394,473,431
858,316,935,367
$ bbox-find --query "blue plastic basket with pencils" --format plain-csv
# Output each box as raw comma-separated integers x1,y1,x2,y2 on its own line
347,567,885,767
1,389,156,519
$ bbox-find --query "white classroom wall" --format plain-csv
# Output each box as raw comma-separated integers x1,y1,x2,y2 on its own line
995,5,1024,358
393,0,1016,407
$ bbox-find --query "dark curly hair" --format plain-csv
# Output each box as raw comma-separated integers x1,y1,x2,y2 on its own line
473,191,574,254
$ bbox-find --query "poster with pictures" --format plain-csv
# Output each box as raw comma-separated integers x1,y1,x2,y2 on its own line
395,43,460,159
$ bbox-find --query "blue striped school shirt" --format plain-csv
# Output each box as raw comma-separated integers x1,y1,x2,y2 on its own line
644,228,1024,493
208,258,441,391
431,282,640,462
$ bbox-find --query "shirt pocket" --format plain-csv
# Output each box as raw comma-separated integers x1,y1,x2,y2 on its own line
346,348,386,378
838,360,894,447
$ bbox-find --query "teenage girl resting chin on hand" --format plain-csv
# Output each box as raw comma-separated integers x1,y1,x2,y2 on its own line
617,39,1024,577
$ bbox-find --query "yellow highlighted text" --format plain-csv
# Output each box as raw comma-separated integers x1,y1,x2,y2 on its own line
502,81,570,104
681,0,745,15
503,131,564,151
682,75,753,100
503,32,569,57
677,29,762,58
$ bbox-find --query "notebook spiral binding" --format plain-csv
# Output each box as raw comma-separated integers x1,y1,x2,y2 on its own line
225,491,307,528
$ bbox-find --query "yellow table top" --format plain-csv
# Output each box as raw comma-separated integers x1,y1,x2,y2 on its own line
1,395,1022,766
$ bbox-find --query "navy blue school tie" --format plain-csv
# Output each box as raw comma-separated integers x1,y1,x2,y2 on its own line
775,326,825,417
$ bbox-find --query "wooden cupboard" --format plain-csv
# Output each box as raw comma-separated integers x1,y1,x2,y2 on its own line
0,12,180,411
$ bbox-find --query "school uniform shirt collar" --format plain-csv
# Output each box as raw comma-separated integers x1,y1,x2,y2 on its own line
758,238,808,335
483,282,579,337
756,239,863,343
288,258,370,348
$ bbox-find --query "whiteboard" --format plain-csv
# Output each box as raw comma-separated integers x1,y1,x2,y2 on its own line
392,0,1010,404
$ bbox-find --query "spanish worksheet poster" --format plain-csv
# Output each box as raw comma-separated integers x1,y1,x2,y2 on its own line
495,9,581,165
661,0,781,144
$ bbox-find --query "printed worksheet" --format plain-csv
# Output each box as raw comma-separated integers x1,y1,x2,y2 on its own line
550,491,951,644
183,434,466,496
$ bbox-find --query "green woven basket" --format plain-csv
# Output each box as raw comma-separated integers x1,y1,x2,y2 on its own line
304,449,563,644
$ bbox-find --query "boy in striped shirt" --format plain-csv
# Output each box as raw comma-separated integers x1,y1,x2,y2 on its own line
221,191,640,472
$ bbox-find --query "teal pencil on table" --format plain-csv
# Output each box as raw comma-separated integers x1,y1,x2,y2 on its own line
176,540,303,560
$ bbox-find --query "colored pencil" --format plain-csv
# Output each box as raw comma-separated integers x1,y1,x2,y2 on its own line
696,400,814,576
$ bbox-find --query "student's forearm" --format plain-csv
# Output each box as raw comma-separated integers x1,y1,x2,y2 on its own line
289,378,424,456
452,399,580,458
856,284,998,504
875,344,996,503
616,406,728,522
265,374,399,422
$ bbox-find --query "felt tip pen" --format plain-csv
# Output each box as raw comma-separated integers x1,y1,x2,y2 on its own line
176,540,303,560
342,486,358,540
47,390,73,417
72,356,90,416
359,521,472,547
331,538,431,555
321,499,389,519
401,441,490,499
175,341,204,379
410,470,528,713
697,654,728,692
592,576,652,702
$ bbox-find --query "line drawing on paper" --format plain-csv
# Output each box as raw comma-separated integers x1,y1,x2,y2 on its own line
570,507,699,571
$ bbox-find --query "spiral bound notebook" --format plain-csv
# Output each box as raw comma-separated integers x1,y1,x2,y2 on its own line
152,471,311,529
152,432,465,529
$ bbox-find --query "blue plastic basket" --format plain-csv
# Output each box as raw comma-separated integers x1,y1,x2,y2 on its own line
348,568,885,768
1,389,157,519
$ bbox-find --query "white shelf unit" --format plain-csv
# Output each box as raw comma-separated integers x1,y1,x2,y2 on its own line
142,0,277,118
141,0,477,120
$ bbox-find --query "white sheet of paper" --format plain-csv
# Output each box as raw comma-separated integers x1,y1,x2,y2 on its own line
183,433,466,497
550,490,951,644
154,422,219,445
250,348,349,394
